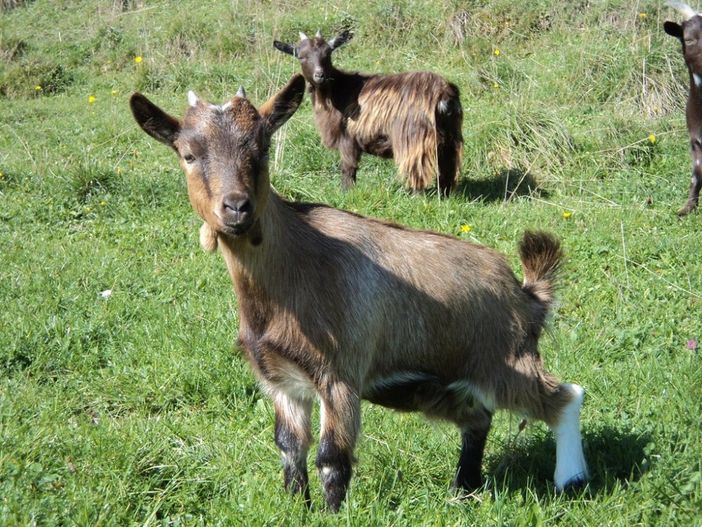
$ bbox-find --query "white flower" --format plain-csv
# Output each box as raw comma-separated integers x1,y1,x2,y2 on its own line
99,289,112,299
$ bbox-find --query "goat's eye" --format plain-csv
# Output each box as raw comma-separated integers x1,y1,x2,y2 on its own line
686,38,698,46
183,154,196,164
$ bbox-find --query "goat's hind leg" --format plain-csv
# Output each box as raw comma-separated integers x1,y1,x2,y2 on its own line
453,408,493,492
547,383,589,491
412,379,493,492
435,100,463,197
527,377,589,491
497,360,588,491
273,393,313,503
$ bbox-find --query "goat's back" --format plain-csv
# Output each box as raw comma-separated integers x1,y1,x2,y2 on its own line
347,72,458,140
274,201,545,387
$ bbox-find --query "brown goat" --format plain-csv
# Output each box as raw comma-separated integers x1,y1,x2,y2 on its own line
129,74,588,512
274,30,463,195
665,1,702,215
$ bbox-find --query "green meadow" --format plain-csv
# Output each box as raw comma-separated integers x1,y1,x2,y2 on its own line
1,0,700,524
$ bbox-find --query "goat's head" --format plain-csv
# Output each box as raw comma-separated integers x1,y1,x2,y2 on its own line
129,74,305,246
665,2,702,85
274,30,353,87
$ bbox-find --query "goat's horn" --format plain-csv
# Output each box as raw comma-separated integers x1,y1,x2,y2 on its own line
299,31,309,41
667,1,698,20
236,86,246,98
316,29,322,38
187,90,199,107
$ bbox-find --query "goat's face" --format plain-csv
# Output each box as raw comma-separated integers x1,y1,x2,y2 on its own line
129,75,305,243
176,95,268,239
298,36,335,87
274,30,353,87
666,4,702,84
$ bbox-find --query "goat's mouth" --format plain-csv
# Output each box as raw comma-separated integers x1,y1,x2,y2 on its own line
220,218,254,238
309,75,331,87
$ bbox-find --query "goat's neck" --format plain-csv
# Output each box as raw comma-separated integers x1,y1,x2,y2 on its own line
218,192,304,294
313,67,346,98
311,67,363,111
690,67,702,94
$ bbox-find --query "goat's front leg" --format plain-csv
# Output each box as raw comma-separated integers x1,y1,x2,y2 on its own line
678,140,702,216
273,392,313,504
317,382,360,512
338,135,361,190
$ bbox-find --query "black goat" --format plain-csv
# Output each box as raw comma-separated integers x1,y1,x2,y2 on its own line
665,1,702,215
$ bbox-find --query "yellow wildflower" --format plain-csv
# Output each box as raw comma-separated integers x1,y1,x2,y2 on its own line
88,95,97,104
493,82,499,89
562,210,573,220
134,55,143,64
111,89,118,96
100,200,107,206
494,48,501,56
34,85,42,92
460,224,472,233
648,133,657,144
639,12,647,19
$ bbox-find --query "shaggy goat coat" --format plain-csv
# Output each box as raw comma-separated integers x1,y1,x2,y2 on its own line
312,71,463,190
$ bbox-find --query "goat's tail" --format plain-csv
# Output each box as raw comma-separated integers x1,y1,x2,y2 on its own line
519,230,562,307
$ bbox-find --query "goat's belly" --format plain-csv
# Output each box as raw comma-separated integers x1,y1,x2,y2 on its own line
362,372,495,418
360,135,393,158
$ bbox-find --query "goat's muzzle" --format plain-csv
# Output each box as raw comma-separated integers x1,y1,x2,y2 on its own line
218,192,255,236
310,69,330,86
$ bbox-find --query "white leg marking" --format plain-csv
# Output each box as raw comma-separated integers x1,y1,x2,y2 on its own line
550,383,589,490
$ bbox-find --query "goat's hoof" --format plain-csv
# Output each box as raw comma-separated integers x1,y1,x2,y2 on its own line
451,476,483,493
557,475,589,493
677,205,697,217
341,179,356,191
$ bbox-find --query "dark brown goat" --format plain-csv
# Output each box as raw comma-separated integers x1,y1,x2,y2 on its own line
665,1,702,215
274,31,463,195
129,74,588,512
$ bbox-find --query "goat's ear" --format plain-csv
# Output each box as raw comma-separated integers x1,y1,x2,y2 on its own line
328,29,353,50
259,74,305,134
664,21,684,39
273,40,298,57
130,93,181,149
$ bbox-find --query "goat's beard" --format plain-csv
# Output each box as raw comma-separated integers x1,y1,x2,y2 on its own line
220,218,263,247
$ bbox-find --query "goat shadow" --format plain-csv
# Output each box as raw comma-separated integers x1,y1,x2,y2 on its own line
483,424,652,498
453,168,549,203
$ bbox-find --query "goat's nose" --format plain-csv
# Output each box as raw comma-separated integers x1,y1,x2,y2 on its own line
222,194,252,223
313,70,324,82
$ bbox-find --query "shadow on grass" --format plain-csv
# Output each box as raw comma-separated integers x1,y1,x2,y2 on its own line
455,168,547,203
484,424,652,498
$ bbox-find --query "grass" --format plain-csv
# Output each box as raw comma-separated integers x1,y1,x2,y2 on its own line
1,0,701,525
